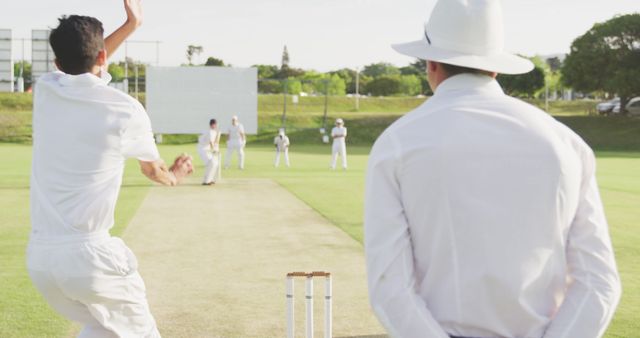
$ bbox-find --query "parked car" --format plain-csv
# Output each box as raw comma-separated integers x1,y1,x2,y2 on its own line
596,98,620,114
612,97,640,115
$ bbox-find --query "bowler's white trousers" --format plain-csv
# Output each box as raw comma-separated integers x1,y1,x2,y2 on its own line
225,141,245,169
198,147,219,183
331,142,347,169
27,232,160,338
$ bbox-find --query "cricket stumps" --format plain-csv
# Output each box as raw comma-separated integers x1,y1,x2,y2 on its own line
286,271,332,338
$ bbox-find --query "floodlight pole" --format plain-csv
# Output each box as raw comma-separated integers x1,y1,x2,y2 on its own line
282,79,288,129
122,39,161,95
156,41,160,65
322,79,329,130
18,38,25,92
134,63,139,100
355,67,360,111
20,39,24,77
124,41,129,94
545,78,549,112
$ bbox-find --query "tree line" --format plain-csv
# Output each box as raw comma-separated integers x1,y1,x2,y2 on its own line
10,13,638,110
181,13,639,107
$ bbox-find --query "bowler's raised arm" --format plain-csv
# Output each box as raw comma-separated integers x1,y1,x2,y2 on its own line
105,0,143,58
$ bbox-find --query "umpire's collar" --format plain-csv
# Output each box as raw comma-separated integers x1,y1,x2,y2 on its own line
434,73,504,97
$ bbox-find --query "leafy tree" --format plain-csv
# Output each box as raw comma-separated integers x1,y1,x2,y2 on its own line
204,57,225,66
401,59,429,94
399,66,420,76
399,75,422,96
186,45,203,65
112,58,147,79
258,79,283,94
546,57,562,72
358,74,373,95
278,45,299,79
329,68,357,93
106,59,148,92
296,72,346,95
409,59,426,74
497,63,545,98
108,63,125,81
366,76,402,96
562,13,640,113
253,64,279,79
532,56,566,100
276,46,304,79
12,61,32,90
277,66,305,79
284,79,302,95
362,62,400,78
300,71,323,94
13,61,31,79
325,74,346,95
399,60,425,76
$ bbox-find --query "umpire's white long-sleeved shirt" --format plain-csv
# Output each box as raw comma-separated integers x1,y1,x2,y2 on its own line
364,74,621,338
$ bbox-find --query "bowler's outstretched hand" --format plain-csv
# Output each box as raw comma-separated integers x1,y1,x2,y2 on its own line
170,154,194,183
139,154,193,187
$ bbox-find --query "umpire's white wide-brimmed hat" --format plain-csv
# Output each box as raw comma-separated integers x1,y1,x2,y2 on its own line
392,0,533,75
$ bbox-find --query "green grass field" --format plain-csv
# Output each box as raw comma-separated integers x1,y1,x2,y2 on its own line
0,144,149,337
1,144,638,337
0,91,638,337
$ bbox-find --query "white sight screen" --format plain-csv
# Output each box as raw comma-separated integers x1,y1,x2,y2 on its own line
0,29,12,92
31,30,55,81
146,66,258,135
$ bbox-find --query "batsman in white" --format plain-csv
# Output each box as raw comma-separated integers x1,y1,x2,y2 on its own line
330,118,347,170
224,115,246,169
198,118,221,185
27,1,194,337
364,0,621,337
274,128,291,167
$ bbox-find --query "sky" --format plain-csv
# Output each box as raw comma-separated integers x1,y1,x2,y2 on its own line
2,0,639,72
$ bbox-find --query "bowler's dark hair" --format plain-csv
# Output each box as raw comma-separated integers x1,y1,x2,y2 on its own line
209,119,217,126
49,15,104,75
440,63,494,77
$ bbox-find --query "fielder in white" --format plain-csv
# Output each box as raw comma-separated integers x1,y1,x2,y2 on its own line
198,118,221,185
330,118,347,170
225,115,246,170
364,1,621,338
27,2,194,337
274,128,290,167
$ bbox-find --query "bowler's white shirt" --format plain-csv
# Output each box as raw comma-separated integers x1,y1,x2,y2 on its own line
30,71,159,238
332,126,347,146
365,74,621,338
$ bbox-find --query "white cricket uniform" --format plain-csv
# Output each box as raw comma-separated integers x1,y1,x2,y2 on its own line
198,128,220,183
331,126,348,169
28,71,162,338
225,123,245,169
274,135,290,167
365,74,621,338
